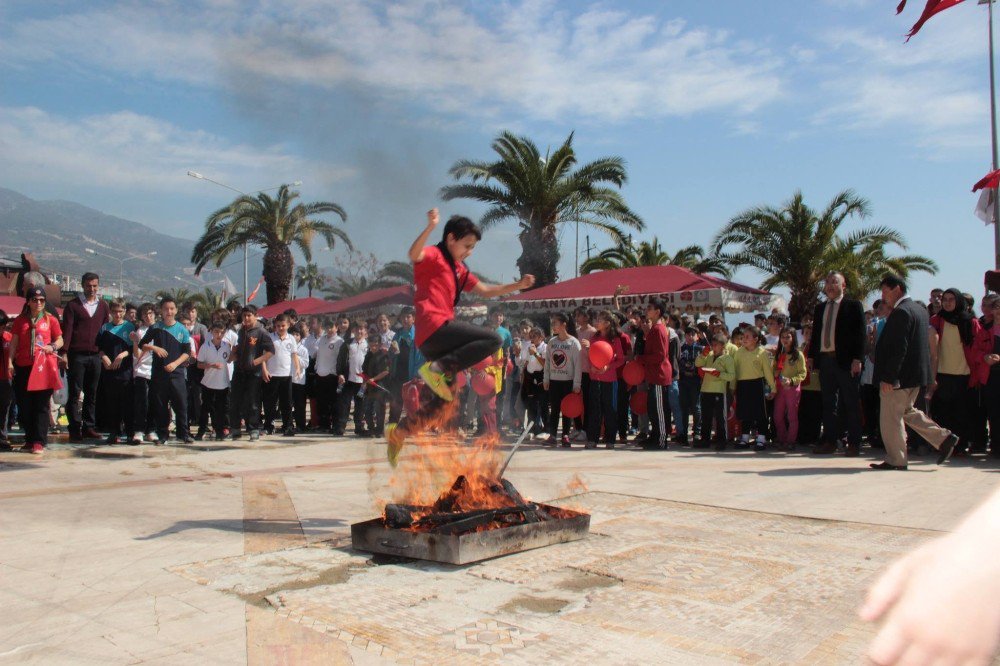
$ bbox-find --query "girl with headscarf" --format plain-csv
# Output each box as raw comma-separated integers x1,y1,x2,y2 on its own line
929,288,985,454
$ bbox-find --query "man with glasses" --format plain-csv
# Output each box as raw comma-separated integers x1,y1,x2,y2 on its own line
61,272,110,441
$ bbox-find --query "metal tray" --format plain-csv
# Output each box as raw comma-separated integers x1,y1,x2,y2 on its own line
351,504,590,565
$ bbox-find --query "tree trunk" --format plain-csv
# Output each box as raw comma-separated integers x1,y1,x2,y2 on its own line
263,244,293,305
788,288,820,324
516,223,560,288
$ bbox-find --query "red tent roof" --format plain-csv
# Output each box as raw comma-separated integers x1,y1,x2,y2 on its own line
326,285,413,313
504,265,768,301
0,295,62,317
257,297,340,318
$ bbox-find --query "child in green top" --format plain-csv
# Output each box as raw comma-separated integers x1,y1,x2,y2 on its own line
733,326,776,450
695,333,736,449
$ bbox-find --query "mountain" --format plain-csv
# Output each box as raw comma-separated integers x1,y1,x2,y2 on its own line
0,187,255,300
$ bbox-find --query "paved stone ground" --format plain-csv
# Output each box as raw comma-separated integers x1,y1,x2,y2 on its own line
1,432,998,664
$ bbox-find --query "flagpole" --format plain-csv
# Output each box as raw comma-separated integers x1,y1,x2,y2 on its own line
988,0,1000,268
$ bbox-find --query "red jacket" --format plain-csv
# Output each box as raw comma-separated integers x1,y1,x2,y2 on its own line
638,322,673,385
930,314,986,388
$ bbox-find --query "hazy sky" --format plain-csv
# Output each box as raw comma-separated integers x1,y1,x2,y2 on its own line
0,0,996,307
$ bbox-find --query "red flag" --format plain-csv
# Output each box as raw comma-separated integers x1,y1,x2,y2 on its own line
972,168,1000,192
28,352,62,392
247,276,265,302
900,0,966,41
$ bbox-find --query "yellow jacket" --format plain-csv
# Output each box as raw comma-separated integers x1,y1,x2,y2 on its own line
775,351,807,387
695,352,735,394
734,346,776,392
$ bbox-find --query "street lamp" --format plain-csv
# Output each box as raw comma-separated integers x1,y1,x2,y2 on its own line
186,171,303,304
85,248,157,298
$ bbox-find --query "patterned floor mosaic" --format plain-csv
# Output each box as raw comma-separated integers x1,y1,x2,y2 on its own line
170,492,938,664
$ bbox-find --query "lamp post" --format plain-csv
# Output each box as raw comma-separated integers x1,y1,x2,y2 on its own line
85,248,157,298
186,171,302,304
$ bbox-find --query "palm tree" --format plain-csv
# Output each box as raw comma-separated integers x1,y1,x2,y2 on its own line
580,237,732,278
712,189,937,320
295,263,326,298
322,275,379,301
440,130,644,288
191,185,350,305
153,286,231,315
375,260,414,287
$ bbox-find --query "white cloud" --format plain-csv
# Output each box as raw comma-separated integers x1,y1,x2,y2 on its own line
0,0,786,123
0,106,355,193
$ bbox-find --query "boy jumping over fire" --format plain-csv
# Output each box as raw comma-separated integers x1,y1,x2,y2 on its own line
385,209,534,464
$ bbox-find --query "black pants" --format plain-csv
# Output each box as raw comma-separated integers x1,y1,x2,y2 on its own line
0,379,11,443
818,354,862,446
152,372,188,441
547,380,573,438
315,375,338,430
700,392,728,442
932,373,972,451
104,378,134,438
586,380,617,443
736,379,767,435
264,375,293,431
133,377,156,435
679,378,702,438
364,390,387,435
292,383,307,431
860,383,883,446
13,365,51,445
648,383,670,445
616,378,632,438
230,371,263,434
199,386,230,437
798,390,823,444
419,321,502,374
186,367,204,426
521,369,547,433
987,372,1000,455
67,351,101,433
336,381,364,433
576,374,591,431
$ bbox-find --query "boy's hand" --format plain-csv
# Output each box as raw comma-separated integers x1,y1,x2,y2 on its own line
427,208,439,228
152,346,167,358
101,356,112,370
516,274,536,290
614,284,629,296
164,361,176,373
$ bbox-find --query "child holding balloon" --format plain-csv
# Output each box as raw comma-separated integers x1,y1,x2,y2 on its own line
584,311,625,449
544,313,582,446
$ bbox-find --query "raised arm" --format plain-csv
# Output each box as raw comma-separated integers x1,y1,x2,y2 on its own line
471,274,536,299
408,209,440,263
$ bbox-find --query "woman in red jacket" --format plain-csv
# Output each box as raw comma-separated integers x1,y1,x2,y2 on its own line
929,288,985,454
638,299,673,450
583,310,624,449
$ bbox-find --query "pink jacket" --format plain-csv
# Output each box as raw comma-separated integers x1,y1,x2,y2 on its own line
589,332,624,383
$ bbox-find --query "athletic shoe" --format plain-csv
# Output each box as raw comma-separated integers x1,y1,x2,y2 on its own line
249,431,260,442
561,435,571,447
131,434,142,445
418,362,453,401
282,429,295,437
29,442,44,455
937,433,959,465
385,423,405,467
105,435,118,445
754,440,767,451
573,431,588,442
183,436,194,444
145,432,157,443
193,432,205,441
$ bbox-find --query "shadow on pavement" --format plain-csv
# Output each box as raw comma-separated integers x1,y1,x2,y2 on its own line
136,517,348,540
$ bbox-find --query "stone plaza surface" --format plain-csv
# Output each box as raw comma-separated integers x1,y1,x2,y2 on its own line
1,434,997,665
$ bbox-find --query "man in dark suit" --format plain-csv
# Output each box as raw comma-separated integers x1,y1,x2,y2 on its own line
807,271,866,455
871,274,957,470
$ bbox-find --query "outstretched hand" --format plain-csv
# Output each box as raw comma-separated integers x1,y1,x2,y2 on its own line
427,208,440,228
517,274,535,290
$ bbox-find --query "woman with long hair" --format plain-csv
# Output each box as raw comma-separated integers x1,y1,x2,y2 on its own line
773,327,807,450
584,310,625,449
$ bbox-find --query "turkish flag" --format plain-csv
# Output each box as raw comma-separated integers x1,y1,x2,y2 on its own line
898,0,966,41
973,168,1000,192
28,352,63,392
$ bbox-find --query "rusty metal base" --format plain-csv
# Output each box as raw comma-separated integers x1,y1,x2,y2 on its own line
351,504,590,565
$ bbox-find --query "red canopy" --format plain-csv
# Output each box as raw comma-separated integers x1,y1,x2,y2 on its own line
326,285,413,315
502,265,775,315
257,297,339,318
0,295,62,317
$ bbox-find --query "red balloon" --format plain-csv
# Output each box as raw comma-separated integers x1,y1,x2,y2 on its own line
588,340,613,368
630,390,648,415
472,372,495,396
453,371,468,390
623,360,645,386
472,356,493,371
560,392,584,419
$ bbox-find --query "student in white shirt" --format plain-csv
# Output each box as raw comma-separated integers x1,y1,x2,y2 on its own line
334,320,367,436
518,327,548,437
290,325,309,433
129,303,157,443
263,314,300,436
314,318,343,432
196,321,232,440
